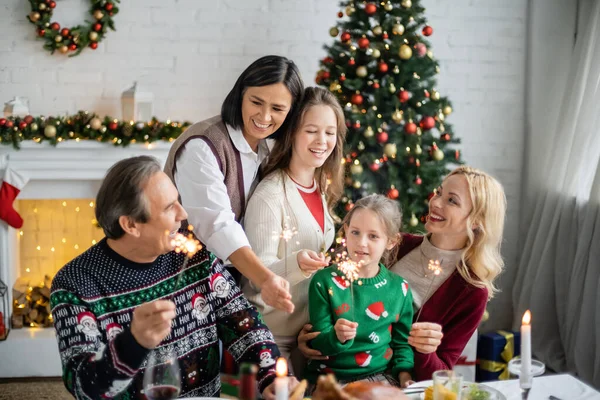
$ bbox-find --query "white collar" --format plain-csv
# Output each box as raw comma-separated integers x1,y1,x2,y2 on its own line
226,123,271,160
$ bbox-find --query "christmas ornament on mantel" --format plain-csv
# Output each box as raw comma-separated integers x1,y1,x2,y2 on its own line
0,111,191,150
27,0,120,56
316,0,463,231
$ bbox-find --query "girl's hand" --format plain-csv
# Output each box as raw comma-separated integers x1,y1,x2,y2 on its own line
398,371,414,388
262,376,300,400
297,324,328,360
297,250,329,274
408,322,443,354
334,318,358,343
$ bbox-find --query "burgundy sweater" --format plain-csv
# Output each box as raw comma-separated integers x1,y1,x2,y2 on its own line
394,234,488,381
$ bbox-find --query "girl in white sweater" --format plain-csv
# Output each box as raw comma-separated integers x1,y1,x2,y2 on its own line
242,87,347,371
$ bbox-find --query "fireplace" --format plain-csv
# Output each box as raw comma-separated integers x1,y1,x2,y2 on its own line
0,141,170,377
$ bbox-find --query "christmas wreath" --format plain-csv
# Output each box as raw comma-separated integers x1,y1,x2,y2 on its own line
27,0,120,56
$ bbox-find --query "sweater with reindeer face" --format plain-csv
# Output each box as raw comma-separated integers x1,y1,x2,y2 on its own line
306,264,414,383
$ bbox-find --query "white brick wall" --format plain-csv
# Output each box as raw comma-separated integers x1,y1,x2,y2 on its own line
0,0,528,328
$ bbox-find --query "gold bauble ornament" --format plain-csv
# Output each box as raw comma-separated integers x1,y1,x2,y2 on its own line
438,112,445,121
401,0,412,8
30,123,38,131
443,106,453,115
399,44,412,59
372,49,381,58
89,31,99,41
392,110,403,123
59,45,68,54
392,24,405,35
364,126,375,138
372,25,383,36
94,10,104,20
409,214,419,227
54,35,63,43
90,117,102,130
431,90,441,101
384,143,397,157
427,50,433,58
356,66,368,77
38,3,46,10
415,144,422,155
100,125,107,133
353,181,362,189
44,125,57,138
329,27,339,37
384,1,393,11
393,65,400,74
389,83,396,93
29,12,41,22
433,148,445,161
329,81,341,92
350,163,364,175
345,5,355,16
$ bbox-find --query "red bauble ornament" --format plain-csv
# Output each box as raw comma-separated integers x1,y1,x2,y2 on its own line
404,121,417,134
378,62,388,73
365,3,377,15
348,58,356,66
373,82,380,89
377,131,388,143
105,2,114,11
408,156,415,164
323,56,334,64
353,121,361,129
38,29,46,37
108,121,118,130
341,32,351,42
60,28,70,37
422,25,433,36
455,150,460,160
322,71,330,79
388,188,399,199
18,121,28,130
398,90,410,103
441,133,451,141
93,23,102,32
340,74,346,82
351,93,364,105
345,203,354,212
370,163,380,172
24,115,34,124
50,22,60,31
358,37,370,49
338,11,344,18
424,90,430,98
69,44,77,51
90,42,98,50
415,176,423,185
0,118,6,126
420,116,435,130
49,0,56,8
383,32,389,39
415,159,421,167
5,120,14,129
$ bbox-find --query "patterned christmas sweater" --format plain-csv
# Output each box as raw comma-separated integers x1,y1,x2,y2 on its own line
306,264,414,383
50,238,279,399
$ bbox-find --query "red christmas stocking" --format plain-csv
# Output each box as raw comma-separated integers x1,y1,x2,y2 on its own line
0,167,29,229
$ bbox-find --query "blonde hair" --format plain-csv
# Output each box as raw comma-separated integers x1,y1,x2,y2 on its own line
340,194,403,266
262,87,347,210
447,166,506,299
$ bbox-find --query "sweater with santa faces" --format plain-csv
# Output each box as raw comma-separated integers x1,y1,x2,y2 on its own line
306,264,414,383
50,238,279,400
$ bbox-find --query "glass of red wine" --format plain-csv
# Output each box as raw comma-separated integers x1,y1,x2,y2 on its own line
143,348,181,400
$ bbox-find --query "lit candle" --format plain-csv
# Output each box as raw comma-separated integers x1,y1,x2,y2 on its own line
520,310,532,388
275,357,288,400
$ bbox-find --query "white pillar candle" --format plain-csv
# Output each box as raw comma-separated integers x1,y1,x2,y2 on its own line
520,310,532,388
275,357,288,400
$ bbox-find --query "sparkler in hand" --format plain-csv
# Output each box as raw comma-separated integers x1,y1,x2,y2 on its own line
169,225,202,292
415,259,442,322
273,216,299,277
335,243,363,321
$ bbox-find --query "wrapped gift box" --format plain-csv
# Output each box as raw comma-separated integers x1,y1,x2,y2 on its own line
476,330,520,382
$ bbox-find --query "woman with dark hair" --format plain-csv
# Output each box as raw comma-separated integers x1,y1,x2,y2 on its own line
164,55,304,313
242,87,346,370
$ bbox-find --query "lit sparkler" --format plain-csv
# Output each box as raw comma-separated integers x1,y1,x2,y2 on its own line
169,225,202,292
335,244,363,321
415,259,442,322
273,216,298,277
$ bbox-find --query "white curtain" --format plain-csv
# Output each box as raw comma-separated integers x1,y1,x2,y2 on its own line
513,0,600,388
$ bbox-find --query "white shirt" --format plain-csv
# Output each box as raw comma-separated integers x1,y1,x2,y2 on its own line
174,124,272,261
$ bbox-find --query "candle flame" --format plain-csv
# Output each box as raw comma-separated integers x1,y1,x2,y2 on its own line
275,357,287,377
522,310,531,325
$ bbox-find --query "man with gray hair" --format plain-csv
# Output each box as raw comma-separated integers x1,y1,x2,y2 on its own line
50,156,287,399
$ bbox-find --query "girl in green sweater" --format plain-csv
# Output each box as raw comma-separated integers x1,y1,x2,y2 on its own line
306,194,414,388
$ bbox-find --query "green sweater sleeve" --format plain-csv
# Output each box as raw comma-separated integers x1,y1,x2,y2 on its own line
308,270,354,356
390,280,415,378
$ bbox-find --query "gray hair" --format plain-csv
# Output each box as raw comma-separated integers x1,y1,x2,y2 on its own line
95,155,162,239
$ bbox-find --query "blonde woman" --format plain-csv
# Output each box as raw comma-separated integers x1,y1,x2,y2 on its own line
299,166,506,382
242,87,346,370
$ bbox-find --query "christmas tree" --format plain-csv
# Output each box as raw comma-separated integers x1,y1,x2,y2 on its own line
316,0,462,231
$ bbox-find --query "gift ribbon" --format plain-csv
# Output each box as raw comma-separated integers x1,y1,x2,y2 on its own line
478,330,513,380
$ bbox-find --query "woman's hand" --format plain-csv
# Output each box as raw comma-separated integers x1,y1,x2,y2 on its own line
262,376,300,400
334,318,358,343
297,324,328,360
398,371,414,388
297,250,329,274
408,322,443,354
261,275,294,313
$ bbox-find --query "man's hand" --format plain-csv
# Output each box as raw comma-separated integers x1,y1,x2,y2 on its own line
297,250,329,274
262,376,300,400
130,300,176,349
261,274,294,313
408,322,443,354
297,324,328,361
398,371,414,388
334,318,358,343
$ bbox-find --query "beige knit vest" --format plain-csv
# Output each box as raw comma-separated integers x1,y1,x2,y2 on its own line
164,115,245,223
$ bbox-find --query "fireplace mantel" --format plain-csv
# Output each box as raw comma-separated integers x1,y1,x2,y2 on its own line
0,141,172,377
